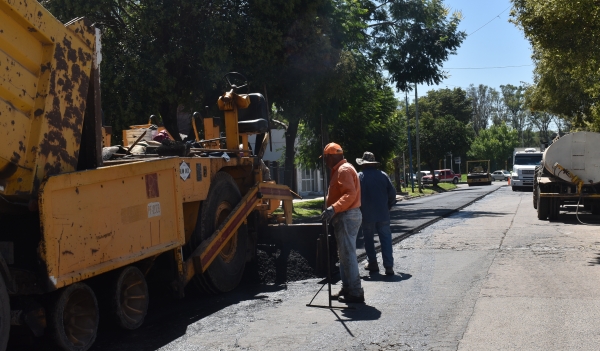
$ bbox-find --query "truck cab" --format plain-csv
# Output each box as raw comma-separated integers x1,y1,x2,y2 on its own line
422,169,460,184
511,148,543,190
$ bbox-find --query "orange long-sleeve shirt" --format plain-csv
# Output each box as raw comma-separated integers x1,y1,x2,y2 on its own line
326,159,361,213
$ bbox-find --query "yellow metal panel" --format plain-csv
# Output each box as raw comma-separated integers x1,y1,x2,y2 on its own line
0,48,37,111
183,201,201,243
0,102,29,171
178,158,211,202
0,3,46,73
38,158,185,289
0,1,96,199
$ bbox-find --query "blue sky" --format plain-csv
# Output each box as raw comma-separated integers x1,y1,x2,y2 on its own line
402,0,534,99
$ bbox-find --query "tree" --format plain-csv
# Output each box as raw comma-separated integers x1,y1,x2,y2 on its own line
527,111,554,144
41,0,334,145
416,88,472,124
361,0,466,91
467,84,497,134
284,0,466,187
41,0,466,191
295,57,401,172
468,124,519,170
500,84,527,146
510,0,600,130
489,89,508,126
400,88,474,178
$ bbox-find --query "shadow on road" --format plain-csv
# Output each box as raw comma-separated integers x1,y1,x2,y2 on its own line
338,304,382,321
9,281,289,351
587,253,600,266
362,272,412,282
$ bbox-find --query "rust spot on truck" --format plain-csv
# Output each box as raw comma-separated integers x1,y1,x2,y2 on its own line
54,43,68,71
96,232,113,240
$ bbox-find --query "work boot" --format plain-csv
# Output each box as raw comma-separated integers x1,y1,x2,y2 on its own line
338,293,365,304
385,266,394,276
330,287,348,300
364,260,379,272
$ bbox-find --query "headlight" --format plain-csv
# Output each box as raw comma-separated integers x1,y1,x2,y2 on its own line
511,173,519,180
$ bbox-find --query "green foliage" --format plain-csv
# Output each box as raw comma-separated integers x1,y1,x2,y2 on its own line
41,0,333,142
415,88,472,124
467,84,504,134
499,84,528,146
511,0,600,130
418,113,473,168
40,0,466,183
468,124,519,170
363,0,466,91
295,60,401,171
399,88,473,171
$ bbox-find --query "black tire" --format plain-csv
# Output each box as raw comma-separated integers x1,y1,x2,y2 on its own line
512,186,517,191
111,266,149,330
548,198,560,220
532,180,538,210
452,177,458,184
537,187,548,220
48,283,99,351
0,273,9,351
190,172,248,293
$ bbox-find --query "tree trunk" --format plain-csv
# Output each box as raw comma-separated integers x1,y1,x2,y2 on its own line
284,118,299,191
394,157,401,191
428,161,439,186
159,101,182,141
320,119,331,186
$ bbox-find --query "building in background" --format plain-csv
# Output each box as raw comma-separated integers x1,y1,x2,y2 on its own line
250,129,324,196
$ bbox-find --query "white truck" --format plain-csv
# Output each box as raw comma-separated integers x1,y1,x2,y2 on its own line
533,131,600,220
511,148,544,191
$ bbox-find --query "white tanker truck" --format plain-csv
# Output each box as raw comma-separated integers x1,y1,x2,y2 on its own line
533,131,600,220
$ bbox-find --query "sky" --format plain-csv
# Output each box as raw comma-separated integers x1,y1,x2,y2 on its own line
401,0,534,100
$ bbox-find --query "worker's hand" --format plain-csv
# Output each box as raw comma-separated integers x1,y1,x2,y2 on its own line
320,206,335,222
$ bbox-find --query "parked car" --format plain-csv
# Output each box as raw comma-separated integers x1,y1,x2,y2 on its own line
405,171,431,183
491,170,511,181
422,169,461,184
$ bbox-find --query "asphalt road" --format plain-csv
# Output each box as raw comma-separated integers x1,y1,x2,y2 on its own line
13,181,600,350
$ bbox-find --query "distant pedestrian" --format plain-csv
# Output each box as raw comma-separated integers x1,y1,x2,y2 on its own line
357,151,397,276
320,142,364,303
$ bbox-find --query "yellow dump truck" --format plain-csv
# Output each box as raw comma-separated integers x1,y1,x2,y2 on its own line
0,2,326,350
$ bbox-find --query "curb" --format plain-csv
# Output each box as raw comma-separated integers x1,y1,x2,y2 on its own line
356,185,504,262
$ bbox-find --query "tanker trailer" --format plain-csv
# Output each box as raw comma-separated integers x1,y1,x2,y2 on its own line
533,131,600,220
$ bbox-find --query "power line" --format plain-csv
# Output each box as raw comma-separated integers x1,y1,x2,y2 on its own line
445,64,533,70
469,6,511,36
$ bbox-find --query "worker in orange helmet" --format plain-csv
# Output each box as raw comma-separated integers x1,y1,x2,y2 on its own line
321,142,364,303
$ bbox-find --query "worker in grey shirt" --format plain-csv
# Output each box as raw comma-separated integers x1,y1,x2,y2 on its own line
357,151,397,275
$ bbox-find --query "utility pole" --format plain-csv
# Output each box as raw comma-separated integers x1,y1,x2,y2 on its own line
402,153,406,190
406,91,414,192
415,83,421,192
